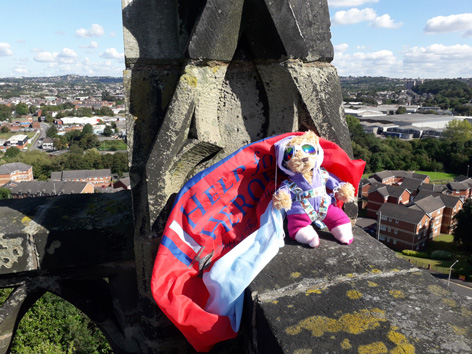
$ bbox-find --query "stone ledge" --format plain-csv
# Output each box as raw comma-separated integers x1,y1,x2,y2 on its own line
0,191,134,275
247,226,472,354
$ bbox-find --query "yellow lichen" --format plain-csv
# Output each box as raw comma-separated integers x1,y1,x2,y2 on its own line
358,341,388,354
340,338,352,349
346,290,362,300
21,216,32,225
346,273,354,278
288,304,294,308
306,288,322,296
367,281,379,287
389,290,405,298
371,269,382,274
452,325,468,336
181,72,197,87
388,330,416,354
428,285,450,297
285,308,386,337
272,300,278,305
441,298,457,308
291,272,301,279
293,350,312,354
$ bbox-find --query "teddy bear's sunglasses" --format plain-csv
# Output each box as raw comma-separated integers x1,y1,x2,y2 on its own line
283,144,317,162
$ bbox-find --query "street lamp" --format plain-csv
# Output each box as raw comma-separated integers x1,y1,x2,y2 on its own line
447,260,459,287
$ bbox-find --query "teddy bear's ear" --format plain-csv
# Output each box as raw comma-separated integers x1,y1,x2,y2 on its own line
303,130,320,145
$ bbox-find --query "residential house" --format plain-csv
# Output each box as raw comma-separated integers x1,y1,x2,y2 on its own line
0,162,33,186
41,138,54,150
446,182,470,199
113,177,130,190
5,180,94,198
398,177,424,197
369,170,429,186
408,195,445,239
51,169,112,188
415,191,463,234
366,184,410,218
376,203,431,251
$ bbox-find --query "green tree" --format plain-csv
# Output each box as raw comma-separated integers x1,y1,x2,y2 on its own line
0,104,12,120
29,105,38,114
0,188,11,199
15,102,28,116
442,120,472,145
103,125,113,137
396,106,407,114
81,123,94,135
9,292,112,354
46,125,58,138
1,126,10,133
453,200,472,252
79,133,100,150
5,147,21,159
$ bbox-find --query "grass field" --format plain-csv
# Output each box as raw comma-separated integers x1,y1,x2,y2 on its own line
363,170,457,183
396,234,472,280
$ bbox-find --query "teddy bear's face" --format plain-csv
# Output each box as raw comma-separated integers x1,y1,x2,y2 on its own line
283,131,322,175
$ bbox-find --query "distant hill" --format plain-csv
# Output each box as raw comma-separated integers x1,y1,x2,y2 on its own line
0,75,123,85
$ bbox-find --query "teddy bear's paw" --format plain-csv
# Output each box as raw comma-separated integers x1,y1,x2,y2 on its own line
295,225,320,248
336,182,356,203
273,190,292,210
331,223,353,245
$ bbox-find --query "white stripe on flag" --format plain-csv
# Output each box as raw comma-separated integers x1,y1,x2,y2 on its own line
169,220,202,253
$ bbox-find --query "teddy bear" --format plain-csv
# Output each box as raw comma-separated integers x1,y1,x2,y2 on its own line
272,131,356,248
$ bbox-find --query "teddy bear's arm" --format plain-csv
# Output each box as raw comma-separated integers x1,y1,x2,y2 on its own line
272,188,292,210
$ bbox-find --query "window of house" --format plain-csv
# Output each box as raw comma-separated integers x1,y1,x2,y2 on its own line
388,227,391,232
394,230,398,234
388,218,392,222
381,215,387,221
395,219,399,224
393,239,397,244
379,235,385,241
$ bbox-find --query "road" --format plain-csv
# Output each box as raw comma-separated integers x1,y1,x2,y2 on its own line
30,122,50,150
430,272,472,300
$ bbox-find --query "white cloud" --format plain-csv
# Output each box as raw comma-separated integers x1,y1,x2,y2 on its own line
58,48,77,58
80,41,98,49
328,0,378,7
14,66,29,75
331,8,402,28
331,8,376,25
334,43,349,52
0,43,13,56
109,32,117,37
100,48,124,60
424,13,472,37
332,43,472,78
333,48,401,76
372,14,403,29
75,24,105,38
34,48,78,63
34,51,57,62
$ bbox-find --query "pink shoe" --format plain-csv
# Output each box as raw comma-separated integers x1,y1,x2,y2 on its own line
330,223,353,245
295,225,320,248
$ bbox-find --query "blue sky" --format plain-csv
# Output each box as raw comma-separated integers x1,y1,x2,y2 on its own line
0,0,471,78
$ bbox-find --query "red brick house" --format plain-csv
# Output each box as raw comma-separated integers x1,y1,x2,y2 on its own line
415,190,463,234
0,162,33,186
377,203,431,251
51,169,112,188
409,195,445,239
366,185,411,218
446,182,470,199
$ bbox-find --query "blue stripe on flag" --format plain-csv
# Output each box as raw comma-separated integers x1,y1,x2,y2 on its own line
161,235,193,267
